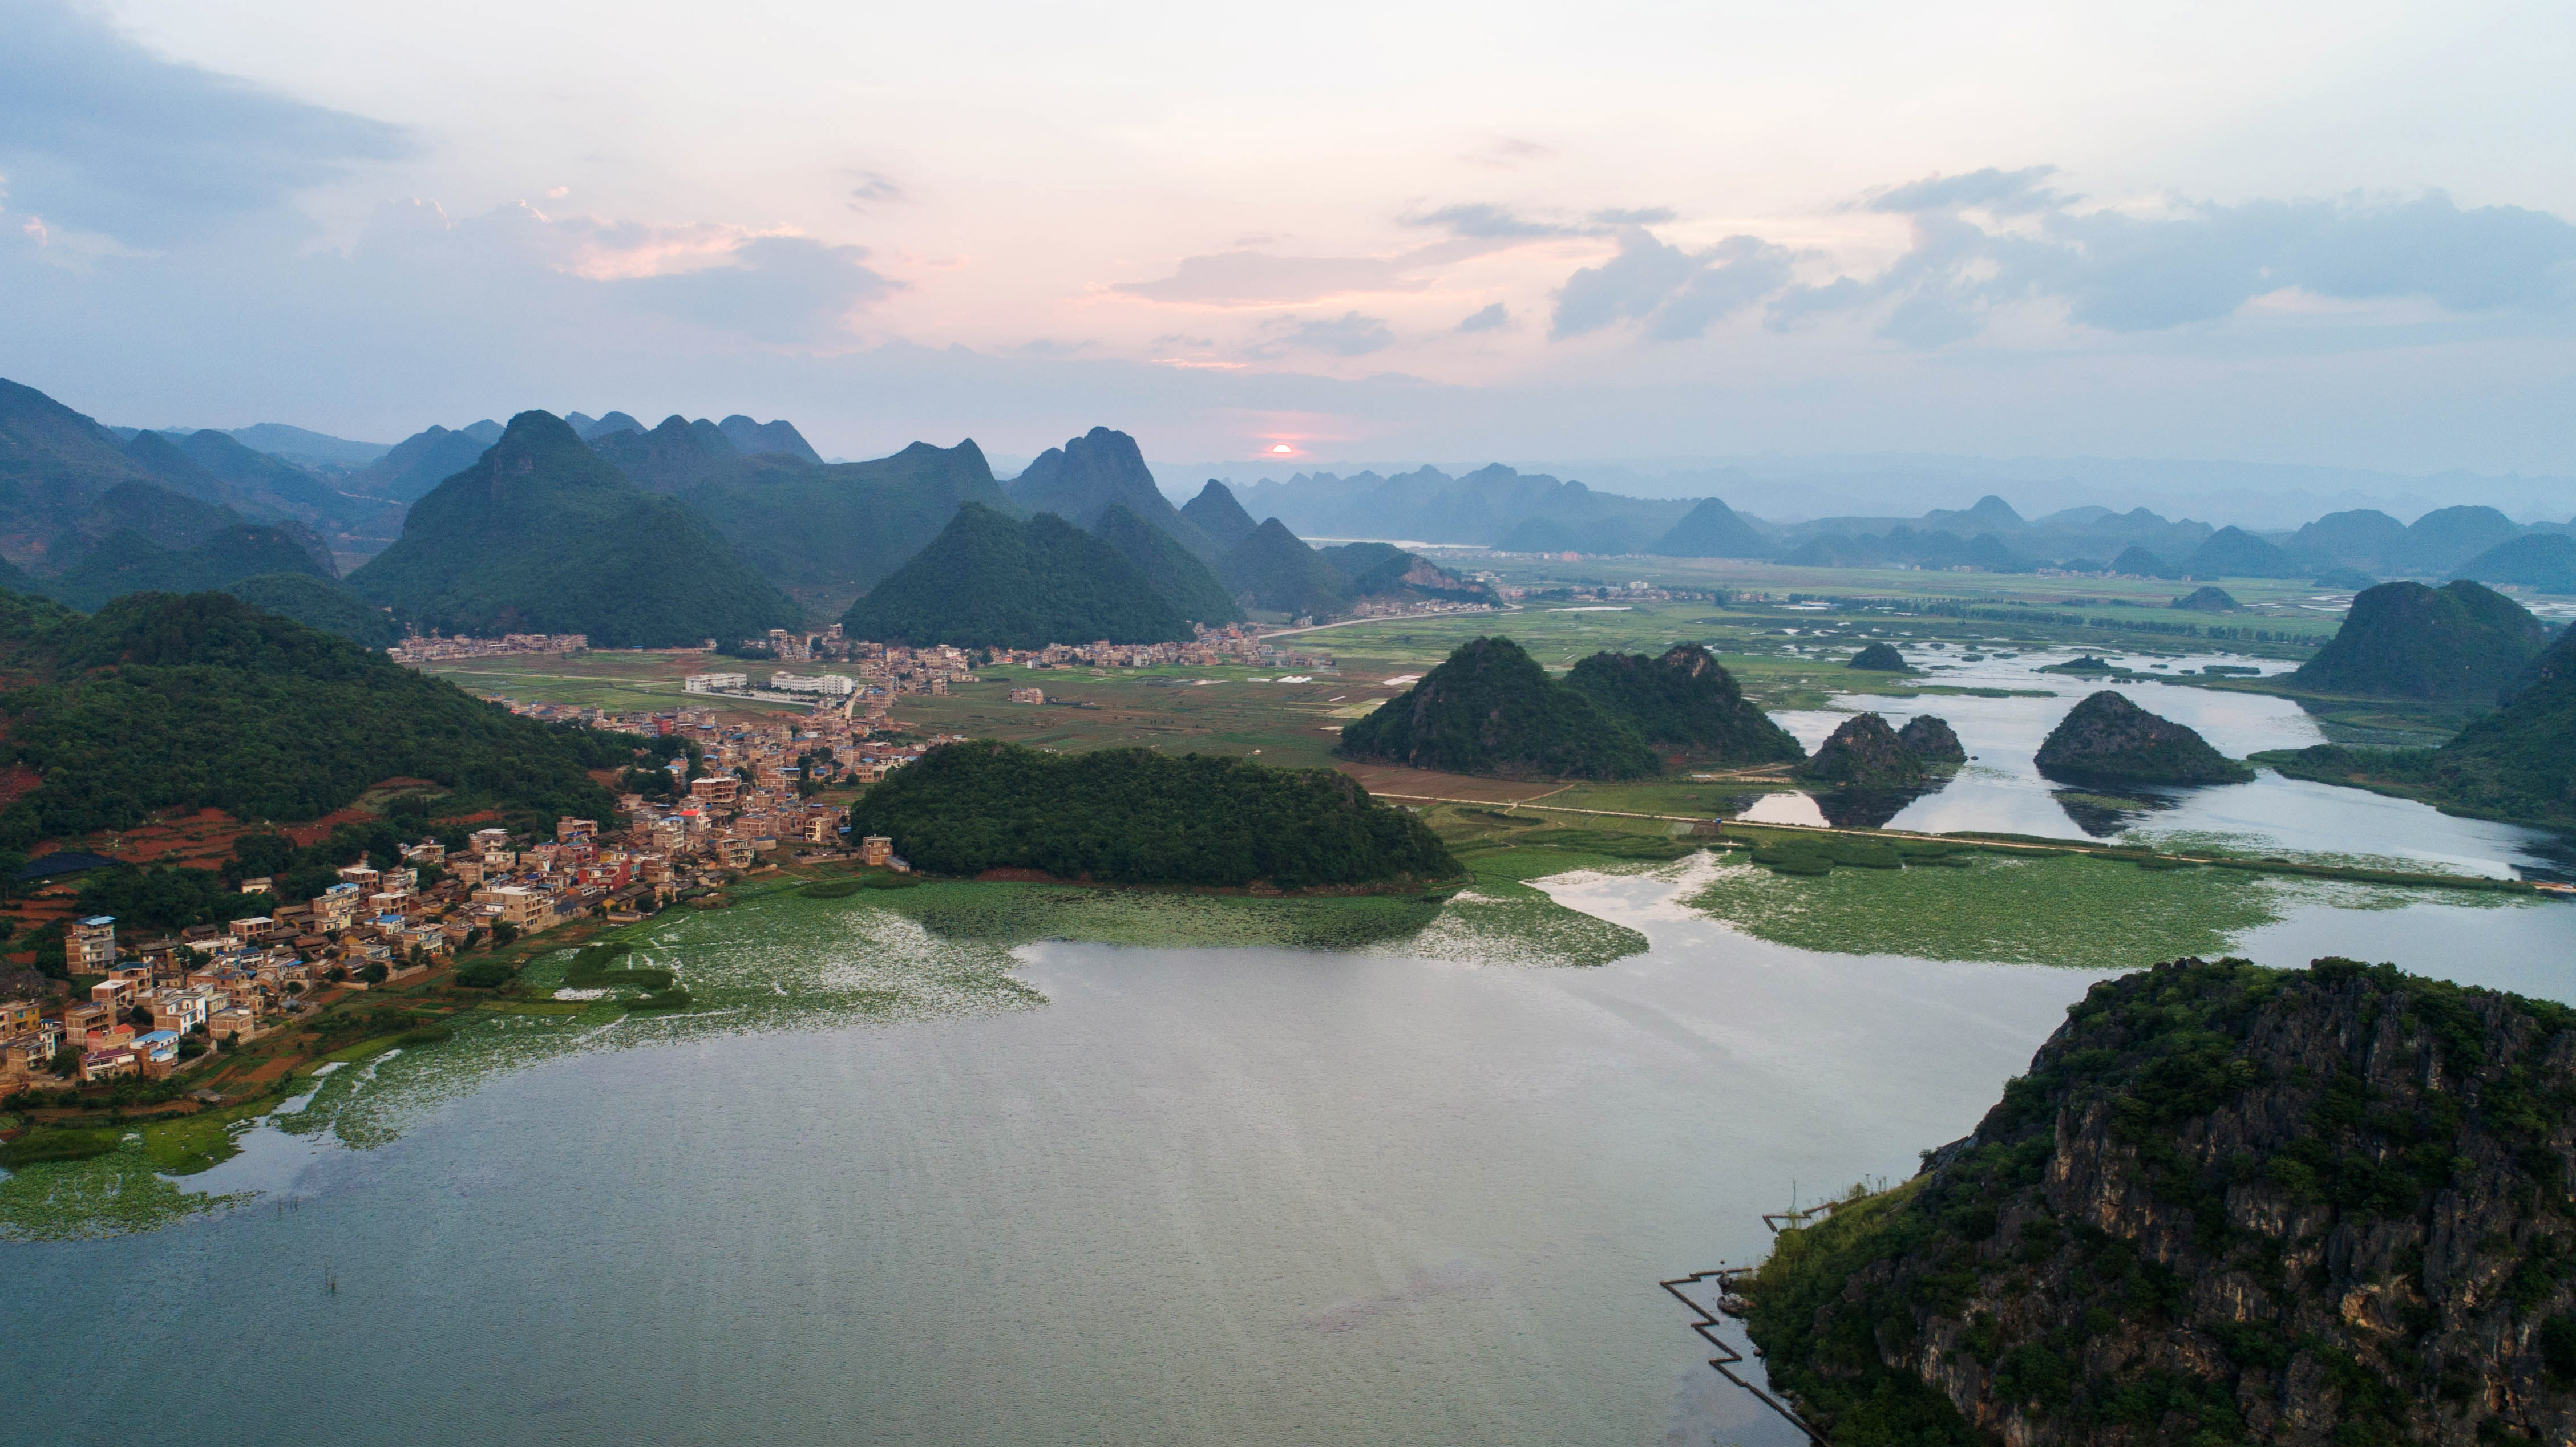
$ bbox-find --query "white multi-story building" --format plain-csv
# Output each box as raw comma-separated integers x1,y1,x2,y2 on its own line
685,672,750,695
768,672,857,696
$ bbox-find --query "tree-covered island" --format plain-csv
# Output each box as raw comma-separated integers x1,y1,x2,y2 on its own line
846,739,1461,891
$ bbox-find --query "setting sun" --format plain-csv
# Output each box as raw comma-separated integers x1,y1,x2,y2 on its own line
1269,444,1293,454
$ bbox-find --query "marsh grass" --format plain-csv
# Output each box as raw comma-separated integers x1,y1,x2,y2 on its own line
1688,852,2292,968
0,1134,252,1241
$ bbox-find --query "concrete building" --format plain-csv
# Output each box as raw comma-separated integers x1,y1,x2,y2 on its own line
769,672,856,697
71,916,117,974
859,836,893,867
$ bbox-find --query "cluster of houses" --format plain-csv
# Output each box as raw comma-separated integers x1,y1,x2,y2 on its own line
388,631,592,663
1344,598,1503,619
988,625,1334,673
0,710,960,1092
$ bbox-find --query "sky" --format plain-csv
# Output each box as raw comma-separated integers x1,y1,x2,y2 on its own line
4,0,2574,484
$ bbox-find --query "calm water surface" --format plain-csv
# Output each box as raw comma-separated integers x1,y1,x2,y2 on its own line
1755,643,2569,879
11,864,2574,1447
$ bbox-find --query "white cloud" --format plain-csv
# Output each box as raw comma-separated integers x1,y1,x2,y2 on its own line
0,0,410,244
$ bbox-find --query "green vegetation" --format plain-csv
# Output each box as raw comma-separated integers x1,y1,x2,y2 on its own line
1847,641,1910,670
1565,642,1805,763
848,739,1458,889
1650,496,1769,558
45,524,334,611
1896,714,1966,762
2453,533,2576,595
0,377,254,577
1179,479,1259,549
799,874,917,898
1006,427,1225,562
1737,1179,1982,1446
1,1126,119,1167
1689,851,2299,967
2256,627,2576,827
1091,502,1244,623
843,502,1192,647
1219,517,1349,617
1746,833,1971,876
2422,626,2576,826
849,877,1449,954
73,862,274,930
1742,959,2576,1446
1316,542,1491,604
1339,636,1660,780
677,438,1012,603
560,941,691,1007
2292,579,2547,701
220,572,400,647
2035,690,2254,785
349,411,802,646
0,1131,255,1239
0,589,628,844
2174,585,2239,611
1802,712,1933,788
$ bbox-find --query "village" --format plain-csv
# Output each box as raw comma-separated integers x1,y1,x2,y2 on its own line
0,616,1352,1096
670,622,1337,708
0,703,953,1094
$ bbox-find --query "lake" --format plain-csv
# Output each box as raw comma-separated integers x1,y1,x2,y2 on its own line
1749,642,2569,880
10,864,2574,1447
8,641,2573,1447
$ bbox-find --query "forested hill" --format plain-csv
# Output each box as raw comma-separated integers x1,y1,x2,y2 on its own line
1091,504,1245,623
347,411,803,647
846,740,1459,890
42,522,335,611
2424,625,2576,824
0,376,246,569
0,589,629,848
2294,580,2549,701
1741,958,2576,1447
679,439,1016,604
842,502,1193,648
1566,643,1803,763
1337,637,1659,780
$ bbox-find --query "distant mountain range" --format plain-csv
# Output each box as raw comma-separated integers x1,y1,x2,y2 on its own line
2,378,1489,639
347,412,802,648
1220,463,2576,584
0,378,368,617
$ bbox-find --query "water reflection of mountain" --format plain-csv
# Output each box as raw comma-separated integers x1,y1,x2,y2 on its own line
2049,785,2180,838
1815,772,1955,829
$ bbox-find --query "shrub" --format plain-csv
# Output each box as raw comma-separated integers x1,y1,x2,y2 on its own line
2,1128,119,1166
453,960,515,989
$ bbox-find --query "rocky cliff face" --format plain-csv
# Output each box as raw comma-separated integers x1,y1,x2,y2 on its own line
2036,691,2253,785
1742,958,2576,1447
